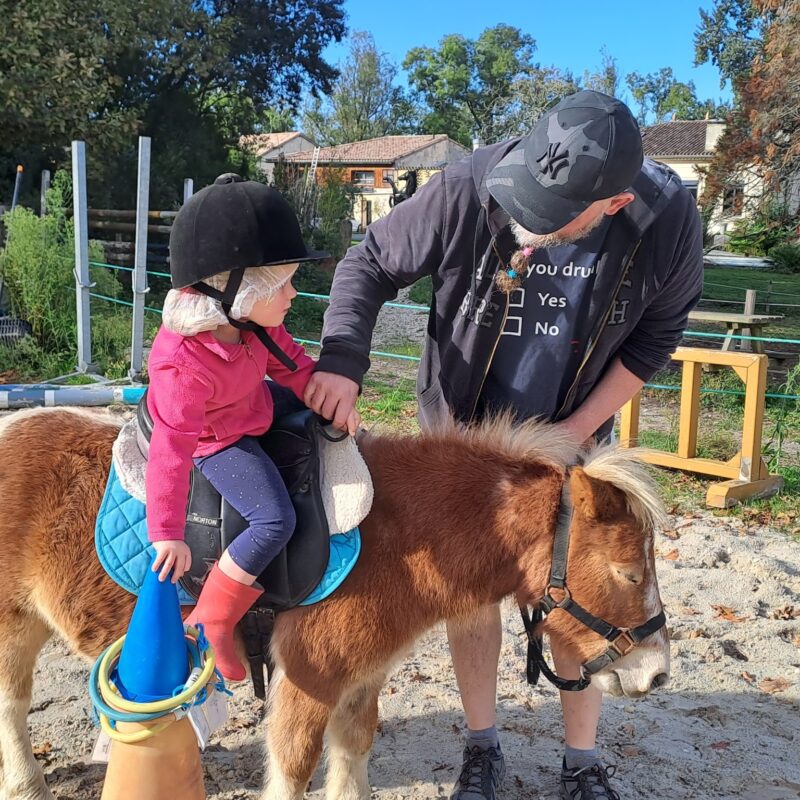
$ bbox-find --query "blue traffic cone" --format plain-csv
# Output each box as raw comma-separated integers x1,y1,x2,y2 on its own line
113,560,190,702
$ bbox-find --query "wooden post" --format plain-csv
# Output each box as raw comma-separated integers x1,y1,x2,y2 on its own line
742,289,756,352
677,362,702,458
765,281,772,314
619,391,641,447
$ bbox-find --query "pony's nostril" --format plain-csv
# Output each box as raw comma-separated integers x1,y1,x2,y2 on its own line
650,672,669,690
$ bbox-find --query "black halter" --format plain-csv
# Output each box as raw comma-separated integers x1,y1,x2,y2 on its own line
192,267,298,372
519,480,667,692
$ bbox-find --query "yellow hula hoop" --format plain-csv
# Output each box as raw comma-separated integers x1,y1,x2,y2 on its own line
99,712,174,744
98,625,217,716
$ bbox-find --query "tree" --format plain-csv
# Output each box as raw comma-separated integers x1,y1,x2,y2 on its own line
699,0,800,213
583,48,621,97
694,0,770,89
491,67,579,142
0,0,346,206
626,68,728,125
403,25,538,145
302,32,409,145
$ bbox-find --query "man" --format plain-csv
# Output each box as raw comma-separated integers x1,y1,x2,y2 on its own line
304,90,703,799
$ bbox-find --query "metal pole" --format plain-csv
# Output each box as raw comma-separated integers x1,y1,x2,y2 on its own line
71,141,94,372
40,170,50,216
183,178,194,203
130,136,151,381
10,165,23,210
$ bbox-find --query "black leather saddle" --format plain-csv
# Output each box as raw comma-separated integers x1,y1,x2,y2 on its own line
136,386,342,697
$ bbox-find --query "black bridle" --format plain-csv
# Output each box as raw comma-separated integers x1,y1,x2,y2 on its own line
519,481,667,692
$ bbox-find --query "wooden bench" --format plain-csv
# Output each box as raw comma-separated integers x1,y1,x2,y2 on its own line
687,310,784,354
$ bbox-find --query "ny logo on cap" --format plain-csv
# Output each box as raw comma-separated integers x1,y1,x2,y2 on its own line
536,142,570,178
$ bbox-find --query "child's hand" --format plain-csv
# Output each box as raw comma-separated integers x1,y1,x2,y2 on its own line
152,540,192,583
346,408,361,437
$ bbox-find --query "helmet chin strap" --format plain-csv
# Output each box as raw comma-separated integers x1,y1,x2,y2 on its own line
192,268,298,372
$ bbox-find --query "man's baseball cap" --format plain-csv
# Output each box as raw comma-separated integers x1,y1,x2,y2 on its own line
486,90,643,235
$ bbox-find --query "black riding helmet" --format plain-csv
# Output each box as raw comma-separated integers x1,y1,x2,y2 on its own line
169,173,328,370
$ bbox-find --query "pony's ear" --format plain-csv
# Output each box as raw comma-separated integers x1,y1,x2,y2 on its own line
569,467,626,523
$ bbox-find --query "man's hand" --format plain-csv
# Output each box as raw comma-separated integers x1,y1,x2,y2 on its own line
152,540,192,583
304,371,360,432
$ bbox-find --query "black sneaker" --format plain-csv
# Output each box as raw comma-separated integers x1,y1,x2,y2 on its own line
560,759,621,799
449,745,506,799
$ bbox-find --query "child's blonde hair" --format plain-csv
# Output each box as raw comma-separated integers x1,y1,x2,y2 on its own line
162,263,298,336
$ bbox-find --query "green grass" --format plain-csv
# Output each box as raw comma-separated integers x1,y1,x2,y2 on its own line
407,275,433,307
358,374,418,432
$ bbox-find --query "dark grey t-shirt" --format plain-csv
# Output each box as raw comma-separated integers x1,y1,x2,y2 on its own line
479,216,614,420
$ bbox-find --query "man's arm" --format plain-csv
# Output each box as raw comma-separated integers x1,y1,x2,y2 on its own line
562,191,704,444
306,170,448,428
558,357,644,443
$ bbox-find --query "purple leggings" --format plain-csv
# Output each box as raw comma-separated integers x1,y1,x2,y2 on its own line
193,436,296,576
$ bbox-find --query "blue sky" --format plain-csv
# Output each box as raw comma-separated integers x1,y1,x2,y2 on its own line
323,0,731,106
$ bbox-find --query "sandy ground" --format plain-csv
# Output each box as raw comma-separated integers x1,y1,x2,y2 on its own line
19,508,800,800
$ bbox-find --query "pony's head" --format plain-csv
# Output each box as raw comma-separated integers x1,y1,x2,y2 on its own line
538,444,669,698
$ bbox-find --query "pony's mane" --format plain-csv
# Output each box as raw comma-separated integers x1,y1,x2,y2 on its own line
581,443,667,532
423,413,665,532
426,411,580,471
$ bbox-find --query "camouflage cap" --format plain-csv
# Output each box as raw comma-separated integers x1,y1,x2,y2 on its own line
486,90,643,234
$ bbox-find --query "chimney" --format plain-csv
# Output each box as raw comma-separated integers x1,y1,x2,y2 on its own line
705,121,725,152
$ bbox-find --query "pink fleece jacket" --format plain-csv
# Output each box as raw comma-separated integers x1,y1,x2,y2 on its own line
145,325,315,542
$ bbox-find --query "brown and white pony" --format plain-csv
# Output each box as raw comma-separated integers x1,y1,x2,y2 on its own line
0,408,669,800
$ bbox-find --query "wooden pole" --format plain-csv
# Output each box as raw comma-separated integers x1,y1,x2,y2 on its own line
742,288,756,352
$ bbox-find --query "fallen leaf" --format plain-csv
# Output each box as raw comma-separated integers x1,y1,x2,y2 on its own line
710,741,730,750
662,549,680,561
514,776,524,789
619,745,642,757
771,605,800,620
386,685,398,695
679,607,701,616
740,671,756,685
408,670,431,683
452,724,461,735
32,742,52,758
721,640,749,661
712,604,748,623
793,632,800,649
662,529,681,540
759,677,790,695
688,628,708,639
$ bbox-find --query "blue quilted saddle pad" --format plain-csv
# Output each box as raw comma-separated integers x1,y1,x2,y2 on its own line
95,463,361,607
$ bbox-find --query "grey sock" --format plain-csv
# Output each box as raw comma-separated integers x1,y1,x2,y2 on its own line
466,725,499,751
564,745,601,771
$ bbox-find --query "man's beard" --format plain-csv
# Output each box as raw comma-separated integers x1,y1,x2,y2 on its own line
510,212,606,249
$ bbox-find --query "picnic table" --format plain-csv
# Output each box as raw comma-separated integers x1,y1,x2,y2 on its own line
687,310,784,354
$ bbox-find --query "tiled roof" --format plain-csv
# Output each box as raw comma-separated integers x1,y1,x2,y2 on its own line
239,132,309,155
641,120,715,157
280,135,462,165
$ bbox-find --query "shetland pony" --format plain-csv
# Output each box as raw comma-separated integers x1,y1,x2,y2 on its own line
0,408,668,800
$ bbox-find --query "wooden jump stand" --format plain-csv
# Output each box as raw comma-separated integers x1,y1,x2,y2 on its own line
619,347,784,509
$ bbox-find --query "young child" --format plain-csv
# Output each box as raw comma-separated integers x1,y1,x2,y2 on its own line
146,174,359,681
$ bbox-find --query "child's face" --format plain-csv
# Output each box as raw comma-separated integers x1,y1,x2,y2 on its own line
247,266,299,328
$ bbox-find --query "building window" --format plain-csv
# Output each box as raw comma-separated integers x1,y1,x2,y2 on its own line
722,183,744,216
351,170,375,187
683,180,699,202
382,169,393,186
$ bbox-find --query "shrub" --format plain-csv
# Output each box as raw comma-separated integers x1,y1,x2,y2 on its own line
768,242,800,273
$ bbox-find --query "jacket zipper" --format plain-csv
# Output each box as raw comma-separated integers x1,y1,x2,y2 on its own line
470,297,509,421
554,239,643,420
